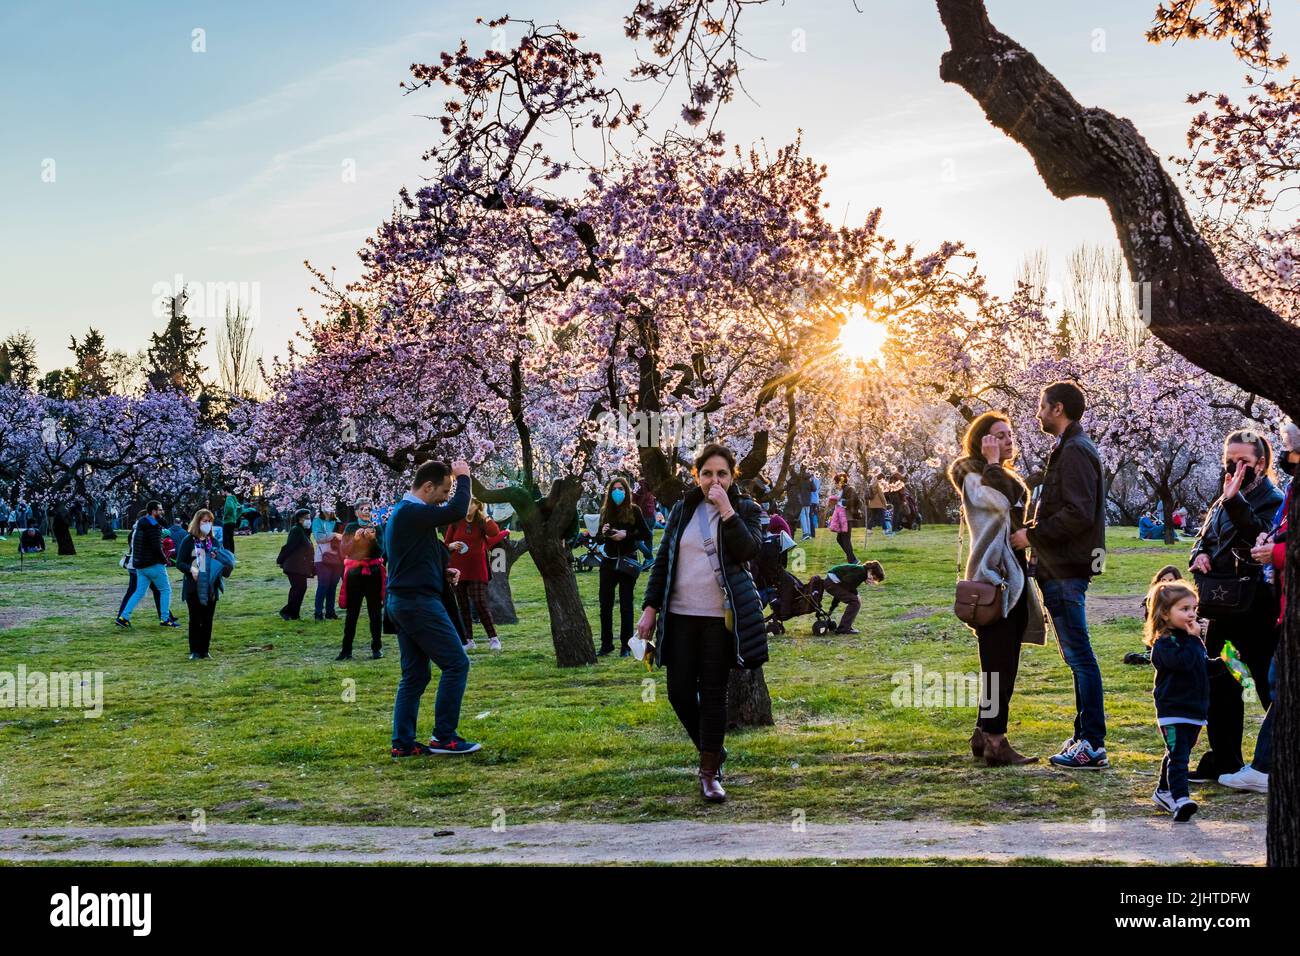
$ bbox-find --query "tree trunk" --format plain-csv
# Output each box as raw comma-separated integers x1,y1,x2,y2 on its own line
52,512,75,556
522,522,596,666
484,536,528,626
1267,489,1299,865
727,667,774,729
934,0,1300,865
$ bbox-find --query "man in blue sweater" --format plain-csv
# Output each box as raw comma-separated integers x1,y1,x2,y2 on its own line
384,458,480,756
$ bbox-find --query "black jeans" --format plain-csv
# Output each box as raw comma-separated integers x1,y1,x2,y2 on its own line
186,592,217,656
664,613,732,753
1200,594,1279,774
222,523,236,554
1159,723,1201,801
974,583,1028,736
598,561,636,652
342,566,384,654
282,573,308,618
836,530,857,563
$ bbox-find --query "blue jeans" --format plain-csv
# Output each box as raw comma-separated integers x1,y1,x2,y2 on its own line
1040,577,1106,748
123,563,171,622
799,506,811,537
388,592,470,747
314,562,341,617
1252,655,1278,773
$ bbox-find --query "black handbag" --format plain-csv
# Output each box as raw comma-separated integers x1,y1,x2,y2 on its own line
612,555,641,579
1193,556,1261,619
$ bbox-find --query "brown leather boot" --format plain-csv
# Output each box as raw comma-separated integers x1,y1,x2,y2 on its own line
699,751,727,802
970,727,986,758
983,735,1038,766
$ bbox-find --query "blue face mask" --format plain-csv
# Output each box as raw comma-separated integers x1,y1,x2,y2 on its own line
611,488,626,506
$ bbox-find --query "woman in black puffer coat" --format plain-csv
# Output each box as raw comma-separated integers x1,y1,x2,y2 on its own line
638,443,765,804
1187,429,1284,781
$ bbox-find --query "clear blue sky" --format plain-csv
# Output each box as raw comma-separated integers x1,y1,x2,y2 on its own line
4,0,1296,376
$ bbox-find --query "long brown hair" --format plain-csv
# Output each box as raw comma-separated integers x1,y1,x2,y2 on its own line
961,411,1011,462
188,509,215,539
600,477,636,527
1144,581,1199,648
463,498,488,530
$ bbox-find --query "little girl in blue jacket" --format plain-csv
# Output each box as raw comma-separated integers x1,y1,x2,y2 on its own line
1146,580,1210,822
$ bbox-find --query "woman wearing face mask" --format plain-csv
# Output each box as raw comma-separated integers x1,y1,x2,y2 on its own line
637,443,766,802
1187,428,1284,782
1218,422,1300,794
176,509,236,659
596,477,652,657
277,508,316,621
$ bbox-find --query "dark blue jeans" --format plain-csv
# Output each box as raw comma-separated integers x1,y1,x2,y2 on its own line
388,592,470,747
1041,576,1106,748
314,561,341,617
1159,723,1201,800
1252,655,1278,773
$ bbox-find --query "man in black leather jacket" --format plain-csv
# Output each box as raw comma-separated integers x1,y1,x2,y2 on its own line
1012,381,1109,769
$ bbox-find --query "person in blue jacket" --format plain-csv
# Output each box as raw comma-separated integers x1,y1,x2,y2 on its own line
384,459,480,758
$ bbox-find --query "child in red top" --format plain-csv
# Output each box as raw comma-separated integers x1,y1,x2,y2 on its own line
444,499,509,651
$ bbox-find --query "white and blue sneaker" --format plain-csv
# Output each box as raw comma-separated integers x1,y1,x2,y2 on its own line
1152,788,1177,813
1173,797,1198,822
1048,739,1109,770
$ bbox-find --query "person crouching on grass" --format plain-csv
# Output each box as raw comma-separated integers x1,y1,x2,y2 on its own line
820,560,885,635
1147,580,1210,822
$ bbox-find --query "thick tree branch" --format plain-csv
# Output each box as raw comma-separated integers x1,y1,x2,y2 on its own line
936,0,1300,418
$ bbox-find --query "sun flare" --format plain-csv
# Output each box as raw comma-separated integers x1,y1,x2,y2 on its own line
836,308,888,365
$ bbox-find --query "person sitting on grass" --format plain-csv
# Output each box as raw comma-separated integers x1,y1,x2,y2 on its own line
821,560,885,635
1124,565,1184,666
1146,579,1210,822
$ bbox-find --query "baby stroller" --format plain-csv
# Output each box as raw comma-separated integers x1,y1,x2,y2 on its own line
751,533,838,635
569,514,604,573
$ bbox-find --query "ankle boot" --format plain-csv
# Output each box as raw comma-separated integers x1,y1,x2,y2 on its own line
699,751,727,802
983,735,1038,766
970,727,986,758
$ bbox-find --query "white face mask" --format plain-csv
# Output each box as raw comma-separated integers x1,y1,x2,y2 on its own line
199,521,213,535
301,519,311,529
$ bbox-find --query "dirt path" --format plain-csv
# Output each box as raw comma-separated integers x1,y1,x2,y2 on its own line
0,819,1263,864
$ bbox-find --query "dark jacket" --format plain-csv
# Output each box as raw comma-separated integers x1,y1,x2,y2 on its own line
1190,475,1284,575
1151,628,1210,723
279,524,315,577
131,515,167,569
1025,420,1106,580
384,477,471,598
598,509,651,560
177,534,235,604
642,484,766,668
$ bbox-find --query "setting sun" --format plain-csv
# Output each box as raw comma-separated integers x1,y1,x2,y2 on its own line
836,307,888,365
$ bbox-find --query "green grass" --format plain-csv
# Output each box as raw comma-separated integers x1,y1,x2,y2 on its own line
0,525,1267,828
